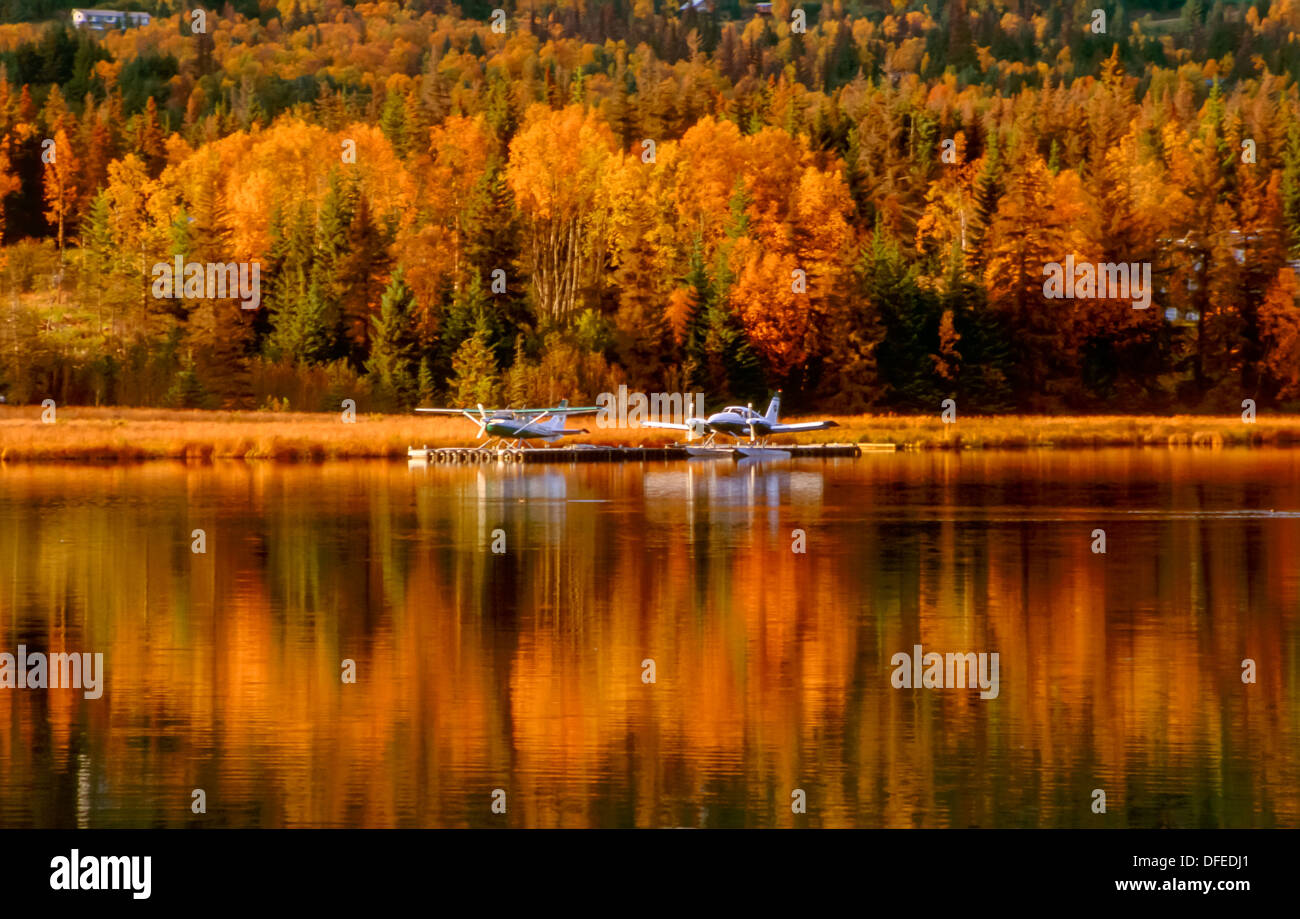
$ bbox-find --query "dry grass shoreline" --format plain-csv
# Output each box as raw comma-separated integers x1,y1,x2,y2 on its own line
1,405,1298,462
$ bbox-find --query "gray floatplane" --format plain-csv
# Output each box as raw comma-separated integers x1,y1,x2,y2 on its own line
411,400,600,454
641,391,838,458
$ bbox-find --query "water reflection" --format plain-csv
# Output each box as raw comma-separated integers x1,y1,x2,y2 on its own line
0,450,1297,827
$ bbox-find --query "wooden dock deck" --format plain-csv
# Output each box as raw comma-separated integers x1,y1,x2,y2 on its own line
406,443,882,464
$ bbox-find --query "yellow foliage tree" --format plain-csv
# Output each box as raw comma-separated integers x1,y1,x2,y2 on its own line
506,104,617,321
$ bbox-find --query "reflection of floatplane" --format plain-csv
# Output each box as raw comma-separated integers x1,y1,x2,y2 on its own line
642,459,826,520
644,392,837,459
685,444,792,460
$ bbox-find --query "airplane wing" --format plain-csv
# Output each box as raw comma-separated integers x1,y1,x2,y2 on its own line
770,421,839,433
638,420,692,431
504,405,603,415
416,405,602,415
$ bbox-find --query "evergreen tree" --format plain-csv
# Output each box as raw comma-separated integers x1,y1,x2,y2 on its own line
269,274,335,366
136,96,165,177
439,271,503,376
311,170,359,359
447,315,502,406
460,156,526,362
942,256,1013,411
335,192,391,365
379,89,407,157
858,226,945,409
682,235,712,367
165,354,210,408
417,356,436,404
965,131,1003,280
81,189,114,331
186,171,255,407
403,88,430,155
366,269,418,410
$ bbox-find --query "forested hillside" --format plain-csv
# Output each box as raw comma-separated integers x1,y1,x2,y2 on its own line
0,0,1298,413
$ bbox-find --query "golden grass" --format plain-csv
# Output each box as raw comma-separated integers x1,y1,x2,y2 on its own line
1,405,1298,462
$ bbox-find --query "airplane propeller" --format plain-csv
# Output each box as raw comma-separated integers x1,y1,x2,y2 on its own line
475,403,488,439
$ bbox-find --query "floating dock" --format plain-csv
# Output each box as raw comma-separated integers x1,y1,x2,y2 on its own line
407,443,880,464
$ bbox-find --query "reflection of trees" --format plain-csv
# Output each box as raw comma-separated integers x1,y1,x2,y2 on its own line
0,452,1296,827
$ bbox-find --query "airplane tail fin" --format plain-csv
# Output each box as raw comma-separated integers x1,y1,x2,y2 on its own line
546,400,570,430
764,391,781,425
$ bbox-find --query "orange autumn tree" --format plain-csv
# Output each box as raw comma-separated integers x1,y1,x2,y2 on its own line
42,129,80,273
728,241,808,379
670,117,751,247
400,113,497,336
983,153,1089,399
666,119,857,387
0,137,20,257
1259,266,1300,401
600,135,688,387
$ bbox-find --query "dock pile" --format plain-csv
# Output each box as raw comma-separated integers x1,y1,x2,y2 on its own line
406,444,874,464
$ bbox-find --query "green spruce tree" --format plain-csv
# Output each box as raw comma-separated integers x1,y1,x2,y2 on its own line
366,269,418,410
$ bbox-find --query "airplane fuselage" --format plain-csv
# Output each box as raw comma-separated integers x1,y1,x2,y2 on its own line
706,412,772,438
485,420,550,441
484,416,584,443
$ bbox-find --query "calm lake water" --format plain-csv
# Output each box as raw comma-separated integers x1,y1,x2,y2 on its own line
1,450,1297,828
